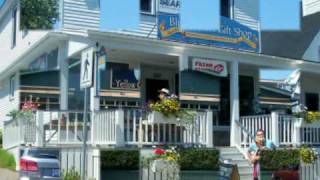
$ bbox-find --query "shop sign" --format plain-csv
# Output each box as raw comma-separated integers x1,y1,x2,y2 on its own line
192,58,227,77
158,13,260,53
80,48,94,89
158,0,180,14
111,69,140,90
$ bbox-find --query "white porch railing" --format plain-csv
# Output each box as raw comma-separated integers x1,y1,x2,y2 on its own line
236,112,320,157
92,109,214,147
3,109,214,149
3,117,36,149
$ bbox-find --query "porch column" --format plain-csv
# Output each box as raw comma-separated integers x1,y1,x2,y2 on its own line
230,61,240,147
58,41,69,110
90,49,100,146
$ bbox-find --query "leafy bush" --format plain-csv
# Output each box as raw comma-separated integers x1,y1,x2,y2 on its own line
178,148,219,170
0,149,16,170
101,150,140,170
100,148,220,171
62,167,81,180
260,149,300,170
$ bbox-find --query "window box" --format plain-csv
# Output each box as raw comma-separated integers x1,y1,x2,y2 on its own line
147,111,177,124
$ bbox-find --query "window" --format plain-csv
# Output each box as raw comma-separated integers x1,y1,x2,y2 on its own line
9,75,15,100
305,93,319,111
140,0,152,13
11,7,17,48
221,0,230,18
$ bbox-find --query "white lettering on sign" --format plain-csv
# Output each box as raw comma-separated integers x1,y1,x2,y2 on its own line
113,79,140,89
158,0,180,14
192,58,228,77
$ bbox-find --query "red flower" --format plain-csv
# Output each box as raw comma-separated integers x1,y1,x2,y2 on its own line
153,148,165,155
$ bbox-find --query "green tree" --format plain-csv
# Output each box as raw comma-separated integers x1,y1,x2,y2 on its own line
20,0,59,30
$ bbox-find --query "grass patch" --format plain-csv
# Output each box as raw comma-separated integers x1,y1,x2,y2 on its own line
0,149,16,171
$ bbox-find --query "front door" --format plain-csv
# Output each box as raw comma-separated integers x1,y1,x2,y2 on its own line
145,79,169,103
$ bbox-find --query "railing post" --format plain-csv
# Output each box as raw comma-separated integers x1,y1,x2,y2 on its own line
206,111,213,148
293,118,302,147
35,111,44,147
92,148,101,180
115,109,125,147
271,112,279,147
91,112,95,146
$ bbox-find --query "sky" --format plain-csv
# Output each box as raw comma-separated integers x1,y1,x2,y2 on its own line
100,0,301,31
260,69,294,80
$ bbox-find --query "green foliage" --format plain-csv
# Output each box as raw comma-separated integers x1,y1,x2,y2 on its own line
20,0,59,30
101,150,140,170
294,111,320,123
149,99,180,117
62,167,81,180
260,149,300,170
300,146,318,164
100,148,220,171
0,149,16,171
178,148,219,170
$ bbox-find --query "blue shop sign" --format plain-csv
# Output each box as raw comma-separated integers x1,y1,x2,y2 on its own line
157,13,260,53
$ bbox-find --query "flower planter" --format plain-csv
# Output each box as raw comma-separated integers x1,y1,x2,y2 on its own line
147,111,177,124
142,159,180,180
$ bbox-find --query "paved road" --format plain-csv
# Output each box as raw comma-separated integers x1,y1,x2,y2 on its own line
0,168,18,180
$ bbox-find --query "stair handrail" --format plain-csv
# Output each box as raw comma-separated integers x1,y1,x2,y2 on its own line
234,120,256,159
146,23,157,38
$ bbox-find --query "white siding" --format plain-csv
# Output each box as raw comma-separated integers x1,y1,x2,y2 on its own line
0,72,20,129
0,2,48,74
303,0,320,16
302,30,320,62
62,0,100,30
233,0,260,30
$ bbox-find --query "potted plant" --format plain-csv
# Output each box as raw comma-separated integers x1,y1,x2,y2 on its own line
148,99,195,125
142,147,180,180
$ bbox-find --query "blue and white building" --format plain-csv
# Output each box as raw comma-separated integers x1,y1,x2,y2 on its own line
0,0,320,179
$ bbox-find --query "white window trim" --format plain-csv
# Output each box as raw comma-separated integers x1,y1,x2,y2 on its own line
140,0,156,15
9,75,15,101
11,6,17,49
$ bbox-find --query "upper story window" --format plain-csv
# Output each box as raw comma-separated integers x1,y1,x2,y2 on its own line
221,0,230,18
11,7,17,48
9,74,15,100
141,0,152,13
305,92,319,111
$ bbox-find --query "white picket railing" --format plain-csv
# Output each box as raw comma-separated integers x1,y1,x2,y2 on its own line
238,112,320,148
92,109,213,147
2,117,37,149
38,111,91,146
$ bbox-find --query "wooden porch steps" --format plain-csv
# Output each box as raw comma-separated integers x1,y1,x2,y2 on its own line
218,147,253,180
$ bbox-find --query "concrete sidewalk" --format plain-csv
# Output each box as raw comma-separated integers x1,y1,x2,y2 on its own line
0,168,18,180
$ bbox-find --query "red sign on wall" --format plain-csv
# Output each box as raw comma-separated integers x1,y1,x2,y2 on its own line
192,58,227,77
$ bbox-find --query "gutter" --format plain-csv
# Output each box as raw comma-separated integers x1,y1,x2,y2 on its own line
0,32,69,82
88,30,320,73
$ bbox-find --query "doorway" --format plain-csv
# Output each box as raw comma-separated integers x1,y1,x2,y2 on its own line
145,79,169,102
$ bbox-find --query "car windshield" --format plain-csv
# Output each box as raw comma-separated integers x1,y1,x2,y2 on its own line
28,149,59,159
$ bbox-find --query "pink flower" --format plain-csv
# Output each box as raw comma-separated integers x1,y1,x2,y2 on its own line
153,148,166,155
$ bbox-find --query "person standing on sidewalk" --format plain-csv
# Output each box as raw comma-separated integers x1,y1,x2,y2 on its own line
247,129,275,180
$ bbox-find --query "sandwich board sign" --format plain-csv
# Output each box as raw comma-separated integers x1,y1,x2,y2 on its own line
80,47,94,89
